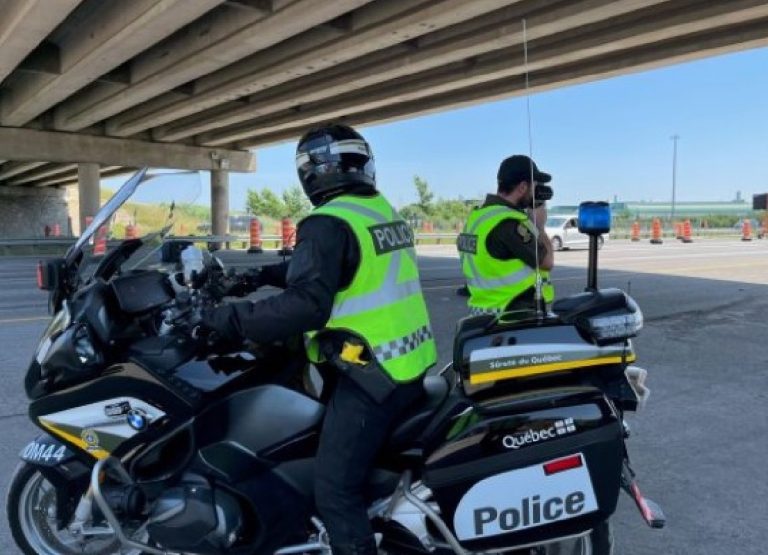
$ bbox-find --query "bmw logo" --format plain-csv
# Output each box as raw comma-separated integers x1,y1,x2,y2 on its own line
126,409,148,431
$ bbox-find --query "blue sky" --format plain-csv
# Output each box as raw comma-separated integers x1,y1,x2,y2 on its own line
112,46,768,211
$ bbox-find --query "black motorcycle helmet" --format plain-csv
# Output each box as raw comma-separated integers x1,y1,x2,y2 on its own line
295,124,376,205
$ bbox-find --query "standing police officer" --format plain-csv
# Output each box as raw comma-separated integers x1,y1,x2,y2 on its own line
457,154,555,315
203,124,436,555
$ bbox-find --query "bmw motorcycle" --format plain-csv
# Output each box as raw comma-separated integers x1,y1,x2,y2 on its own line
8,169,664,554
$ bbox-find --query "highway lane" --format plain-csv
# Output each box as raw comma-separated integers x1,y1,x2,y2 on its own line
0,240,766,553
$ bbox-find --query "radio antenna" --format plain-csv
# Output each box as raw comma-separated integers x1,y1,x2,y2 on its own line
522,18,545,321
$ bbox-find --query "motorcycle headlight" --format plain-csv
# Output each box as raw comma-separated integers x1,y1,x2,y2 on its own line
588,307,643,341
73,325,97,364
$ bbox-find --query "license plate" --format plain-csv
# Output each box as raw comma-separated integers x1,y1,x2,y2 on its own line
453,453,599,541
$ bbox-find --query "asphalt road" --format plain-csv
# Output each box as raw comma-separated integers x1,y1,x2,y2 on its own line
0,239,766,554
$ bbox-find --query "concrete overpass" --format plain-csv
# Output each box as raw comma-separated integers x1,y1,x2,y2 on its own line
1,0,767,236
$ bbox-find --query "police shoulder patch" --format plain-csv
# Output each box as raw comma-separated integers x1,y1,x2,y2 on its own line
516,223,533,243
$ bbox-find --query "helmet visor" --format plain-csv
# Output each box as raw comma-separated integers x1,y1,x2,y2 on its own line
296,137,372,178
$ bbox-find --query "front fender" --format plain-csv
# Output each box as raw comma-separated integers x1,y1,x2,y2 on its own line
19,433,92,486
19,434,91,529
20,433,76,467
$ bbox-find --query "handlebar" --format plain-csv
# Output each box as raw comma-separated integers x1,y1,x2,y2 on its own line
158,265,263,346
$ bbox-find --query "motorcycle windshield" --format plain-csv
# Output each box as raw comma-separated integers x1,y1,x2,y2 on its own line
67,168,148,265
69,169,205,280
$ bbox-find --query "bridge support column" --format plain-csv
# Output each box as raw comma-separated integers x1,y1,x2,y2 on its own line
211,169,229,250
78,163,100,235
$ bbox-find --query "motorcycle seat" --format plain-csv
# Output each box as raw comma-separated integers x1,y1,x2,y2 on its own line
388,375,450,450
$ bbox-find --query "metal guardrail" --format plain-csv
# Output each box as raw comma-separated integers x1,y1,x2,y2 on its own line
0,228,759,252
0,237,76,246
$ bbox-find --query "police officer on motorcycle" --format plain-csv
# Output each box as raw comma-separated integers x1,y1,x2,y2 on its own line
457,154,555,315
203,123,437,555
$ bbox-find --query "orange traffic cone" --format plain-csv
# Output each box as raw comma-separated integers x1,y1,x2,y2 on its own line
674,222,683,240
682,220,693,243
278,217,295,255
742,219,753,241
247,218,263,254
630,221,640,241
93,225,108,255
650,218,663,244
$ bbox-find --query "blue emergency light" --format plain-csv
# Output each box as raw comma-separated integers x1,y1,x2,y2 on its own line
578,201,611,236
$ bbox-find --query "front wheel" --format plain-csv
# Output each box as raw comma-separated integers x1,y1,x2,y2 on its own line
6,462,142,555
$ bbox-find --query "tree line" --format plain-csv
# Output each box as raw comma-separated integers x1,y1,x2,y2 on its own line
246,186,312,220
246,177,477,230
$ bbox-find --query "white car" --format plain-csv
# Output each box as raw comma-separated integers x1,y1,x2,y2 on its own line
544,215,608,251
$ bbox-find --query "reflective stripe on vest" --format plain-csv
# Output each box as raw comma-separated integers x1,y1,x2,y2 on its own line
305,194,436,382
459,205,554,311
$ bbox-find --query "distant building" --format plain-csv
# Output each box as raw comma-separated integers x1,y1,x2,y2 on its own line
610,200,752,218
458,199,755,221
549,199,753,219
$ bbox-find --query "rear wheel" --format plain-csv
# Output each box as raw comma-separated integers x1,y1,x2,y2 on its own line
552,237,563,251
539,520,613,555
7,462,144,555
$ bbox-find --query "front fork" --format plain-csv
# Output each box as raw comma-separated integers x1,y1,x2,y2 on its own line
68,488,95,536
67,485,117,539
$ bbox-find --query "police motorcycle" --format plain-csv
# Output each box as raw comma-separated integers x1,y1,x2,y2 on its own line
8,167,664,555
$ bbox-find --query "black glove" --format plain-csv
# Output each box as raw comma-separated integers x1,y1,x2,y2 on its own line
199,304,246,355
207,269,264,300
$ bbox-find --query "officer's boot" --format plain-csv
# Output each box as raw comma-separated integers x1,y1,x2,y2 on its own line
330,536,378,555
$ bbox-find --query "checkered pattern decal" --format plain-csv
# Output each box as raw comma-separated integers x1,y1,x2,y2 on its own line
373,325,434,362
469,306,502,316
555,417,576,435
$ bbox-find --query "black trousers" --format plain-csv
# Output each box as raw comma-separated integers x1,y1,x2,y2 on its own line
315,373,424,548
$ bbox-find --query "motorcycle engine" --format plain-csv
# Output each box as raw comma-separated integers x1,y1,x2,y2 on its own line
146,473,242,553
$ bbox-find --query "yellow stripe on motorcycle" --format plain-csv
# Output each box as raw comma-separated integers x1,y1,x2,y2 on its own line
38,419,110,460
469,353,637,385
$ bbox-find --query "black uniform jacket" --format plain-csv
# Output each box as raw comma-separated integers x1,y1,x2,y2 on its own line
206,188,373,344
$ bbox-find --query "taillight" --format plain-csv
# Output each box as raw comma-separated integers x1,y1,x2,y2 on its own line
543,454,583,475
36,262,44,289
